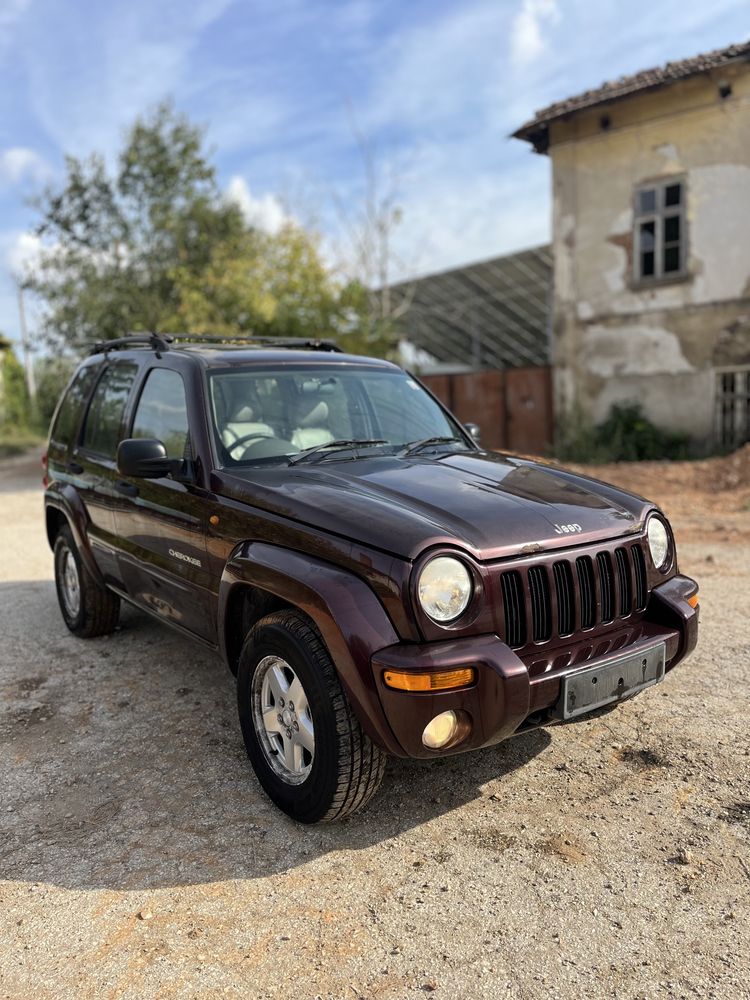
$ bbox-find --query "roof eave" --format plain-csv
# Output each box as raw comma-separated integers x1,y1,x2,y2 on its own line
511,44,750,151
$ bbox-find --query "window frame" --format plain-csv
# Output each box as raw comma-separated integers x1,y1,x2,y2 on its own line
49,362,101,449
632,176,688,287
127,365,193,462
77,360,139,462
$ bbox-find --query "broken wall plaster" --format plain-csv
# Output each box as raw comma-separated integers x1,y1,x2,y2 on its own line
581,323,695,378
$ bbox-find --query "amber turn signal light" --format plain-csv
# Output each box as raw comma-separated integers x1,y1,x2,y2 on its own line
383,667,476,692
687,592,699,608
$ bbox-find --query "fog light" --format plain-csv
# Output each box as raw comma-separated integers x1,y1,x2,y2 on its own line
422,710,459,749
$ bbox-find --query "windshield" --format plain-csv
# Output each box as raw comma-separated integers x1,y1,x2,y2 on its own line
208,365,470,466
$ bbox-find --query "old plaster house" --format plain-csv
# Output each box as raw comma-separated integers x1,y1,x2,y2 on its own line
514,42,750,451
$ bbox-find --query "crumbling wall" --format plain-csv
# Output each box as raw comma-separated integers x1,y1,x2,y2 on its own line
550,65,750,447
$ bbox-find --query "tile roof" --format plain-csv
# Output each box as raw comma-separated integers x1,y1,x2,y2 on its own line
513,40,750,150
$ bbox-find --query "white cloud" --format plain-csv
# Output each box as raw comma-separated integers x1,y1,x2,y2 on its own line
0,147,52,186
510,0,561,65
226,176,289,234
389,162,551,283
1,229,43,279
366,3,509,131
18,0,238,157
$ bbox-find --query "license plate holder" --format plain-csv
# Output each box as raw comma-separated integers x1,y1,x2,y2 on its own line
554,643,666,721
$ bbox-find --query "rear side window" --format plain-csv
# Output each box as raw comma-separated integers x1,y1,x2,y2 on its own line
81,363,138,458
50,365,99,445
131,368,190,460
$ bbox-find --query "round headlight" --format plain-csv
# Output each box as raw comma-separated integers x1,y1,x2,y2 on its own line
647,516,670,570
417,556,473,623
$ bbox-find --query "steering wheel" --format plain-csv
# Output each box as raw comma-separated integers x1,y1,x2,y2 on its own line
227,431,275,457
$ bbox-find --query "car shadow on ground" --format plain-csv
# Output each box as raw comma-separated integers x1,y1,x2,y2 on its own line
0,579,552,892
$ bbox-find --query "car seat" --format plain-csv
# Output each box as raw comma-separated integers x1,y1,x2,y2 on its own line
291,399,335,450
221,403,275,456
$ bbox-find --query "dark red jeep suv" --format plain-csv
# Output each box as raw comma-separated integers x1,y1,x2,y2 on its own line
44,334,699,822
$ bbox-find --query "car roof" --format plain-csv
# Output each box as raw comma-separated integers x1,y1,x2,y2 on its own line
177,345,401,370
85,340,401,372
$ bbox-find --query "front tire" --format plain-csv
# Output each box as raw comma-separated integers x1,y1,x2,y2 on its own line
237,610,385,823
53,525,120,637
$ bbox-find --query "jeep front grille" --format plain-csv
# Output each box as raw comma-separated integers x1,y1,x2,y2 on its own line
500,541,649,649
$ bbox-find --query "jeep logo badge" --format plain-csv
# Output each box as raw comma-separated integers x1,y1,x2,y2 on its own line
553,523,582,535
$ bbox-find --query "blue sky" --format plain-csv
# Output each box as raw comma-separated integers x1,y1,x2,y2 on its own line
1,0,749,350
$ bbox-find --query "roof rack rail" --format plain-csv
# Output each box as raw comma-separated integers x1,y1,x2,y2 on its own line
168,333,343,353
89,333,173,356
88,332,343,356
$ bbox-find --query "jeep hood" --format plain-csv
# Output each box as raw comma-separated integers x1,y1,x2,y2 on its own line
211,451,652,562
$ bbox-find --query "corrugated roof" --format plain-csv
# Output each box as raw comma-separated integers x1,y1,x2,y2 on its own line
389,245,551,370
514,40,750,151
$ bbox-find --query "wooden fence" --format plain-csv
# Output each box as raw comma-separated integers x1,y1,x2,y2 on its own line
420,366,553,455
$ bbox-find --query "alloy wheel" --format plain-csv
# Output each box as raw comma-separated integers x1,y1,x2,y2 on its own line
251,655,315,784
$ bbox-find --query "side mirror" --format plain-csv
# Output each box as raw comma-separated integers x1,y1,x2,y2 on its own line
464,422,482,445
117,438,180,479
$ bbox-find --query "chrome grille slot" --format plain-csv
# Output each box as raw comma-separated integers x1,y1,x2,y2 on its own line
576,556,596,629
615,547,632,616
632,544,648,610
597,551,615,623
501,570,526,648
528,565,552,642
553,561,575,636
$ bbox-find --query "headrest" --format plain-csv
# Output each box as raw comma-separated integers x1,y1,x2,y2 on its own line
296,400,329,428
230,404,255,421
301,378,337,395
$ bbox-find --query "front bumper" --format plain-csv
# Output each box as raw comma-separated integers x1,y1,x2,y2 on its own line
371,574,699,759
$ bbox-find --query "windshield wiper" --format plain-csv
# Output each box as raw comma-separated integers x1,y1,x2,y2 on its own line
400,436,468,457
288,439,387,465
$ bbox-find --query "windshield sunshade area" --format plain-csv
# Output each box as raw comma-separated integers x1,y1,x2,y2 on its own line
208,365,469,466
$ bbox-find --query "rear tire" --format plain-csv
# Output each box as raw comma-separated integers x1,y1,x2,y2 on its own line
53,525,120,637
237,609,386,823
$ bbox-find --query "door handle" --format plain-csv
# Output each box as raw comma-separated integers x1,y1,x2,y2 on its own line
67,461,84,474
115,480,139,497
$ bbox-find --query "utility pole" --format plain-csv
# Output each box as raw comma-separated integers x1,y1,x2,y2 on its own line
17,283,36,400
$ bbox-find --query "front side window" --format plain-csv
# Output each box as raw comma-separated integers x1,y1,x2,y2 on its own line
50,364,99,445
209,366,465,465
131,368,190,460
81,363,138,458
634,178,686,283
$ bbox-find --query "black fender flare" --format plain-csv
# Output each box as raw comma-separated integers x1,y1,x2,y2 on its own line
45,485,105,587
219,541,404,755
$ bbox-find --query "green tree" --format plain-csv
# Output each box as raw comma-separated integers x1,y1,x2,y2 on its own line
0,341,32,430
29,102,247,347
28,102,362,351
33,355,77,432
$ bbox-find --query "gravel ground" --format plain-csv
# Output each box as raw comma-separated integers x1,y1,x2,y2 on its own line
1,451,748,1000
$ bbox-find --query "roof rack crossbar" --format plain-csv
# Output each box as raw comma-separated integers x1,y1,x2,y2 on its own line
89,333,173,356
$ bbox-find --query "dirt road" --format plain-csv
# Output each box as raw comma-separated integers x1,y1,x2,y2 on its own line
1,451,748,999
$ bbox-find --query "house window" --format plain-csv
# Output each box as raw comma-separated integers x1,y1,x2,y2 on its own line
634,178,686,283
